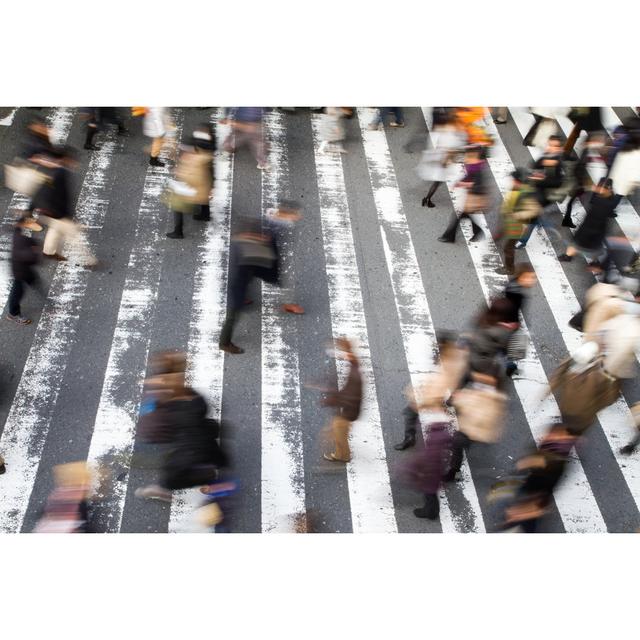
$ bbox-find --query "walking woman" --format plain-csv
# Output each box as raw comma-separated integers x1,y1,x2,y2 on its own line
438,145,489,244
418,110,465,208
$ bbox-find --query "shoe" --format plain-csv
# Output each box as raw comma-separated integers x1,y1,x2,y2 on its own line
494,118,507,125
134,485,172,502
620,444,637,456
282,304,305,314
426,200,435,208
166,231,184,239
43,252,67,261
368,122,382,131
84,143,100,151
7,313,31,325
496,266,514,276
150,156,165,167
193,214,211,221
0,463,5,475
437,236,454,243
413,506,437,519
220,343,244,354
323,453,348,463
505,362,518,377
558,253,573,262
561,219,576,228
421,197,435,208
389,121,405,128
515,241,526,249
394,434,416,451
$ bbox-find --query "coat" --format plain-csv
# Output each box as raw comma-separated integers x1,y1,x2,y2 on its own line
600,314,640,379
143,107,168,138
175,148,213,205
572,192,615,250
32,165,72,219
452,381,507,443
417,127,465,183
609,148,640,197
583,283,630,342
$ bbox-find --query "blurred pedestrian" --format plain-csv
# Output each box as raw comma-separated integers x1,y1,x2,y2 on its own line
564,107,603,159
318,107,349,154
394,330,468,450
522,108,565,149
32,147,97,266
320,338,363,463
6,215,45,326
223,107,268,170
165,131,215,239
144,107,173,167
418,110,465,208
19,115,53,162
515,136,565,249
495,169,540,275
438,146,489,243
82,107,129,151
369,107,405,129
607,126,640,208
491,107,508,125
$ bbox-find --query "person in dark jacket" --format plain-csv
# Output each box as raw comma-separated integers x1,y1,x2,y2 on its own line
563,108,604,159
562,131,607,228
82,107,129,151
321,338,363,463
7,215,45,325
558,180,617,268
515,136,565,248
438,146,488,244
219,219,278,354
19,116,53,162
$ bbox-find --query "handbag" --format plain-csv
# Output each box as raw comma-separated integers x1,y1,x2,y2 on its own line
236,238,276,270
506,330,529,361
4,159,47,197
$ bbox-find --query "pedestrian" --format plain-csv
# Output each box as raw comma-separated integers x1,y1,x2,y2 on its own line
6,215,45,325
369,107,405,130
219,219,277,354
607,127,640,208
495,169,541,275
222,107,268,170
165,132,215,239
82,107,129,151
515,135,566,249
563,107,604,159
561,131,607,228
318,107,349,155
31,147,97,266
558,179,617,267
521,107,567,149
394,330,468,451
144,107,173,167
438,145,489,244
418,110,465,208
320,338,363,463
19,115,54,162
491,107,508,125
264,200,305,314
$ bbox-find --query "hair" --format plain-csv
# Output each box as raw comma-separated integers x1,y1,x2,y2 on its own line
547,135,563,145
476,297,515,327
514,262,534,279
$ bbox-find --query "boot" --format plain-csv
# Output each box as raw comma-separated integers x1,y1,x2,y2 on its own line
413,494,439,519
166,211,184,239
150,155,165,167
193,204,211,221
394,433,416,451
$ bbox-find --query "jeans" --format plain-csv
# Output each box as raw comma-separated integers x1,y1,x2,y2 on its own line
518,206,562,246
374,107,404,126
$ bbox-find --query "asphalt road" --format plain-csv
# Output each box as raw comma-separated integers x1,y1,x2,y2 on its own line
0,106,639,533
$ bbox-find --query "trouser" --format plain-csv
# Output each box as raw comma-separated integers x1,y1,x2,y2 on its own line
219,308,240,347
150,135,165,158
224,126,266,165
403,405,419,438
418,493,440,519
504,238,517,272
8,279,26,316
374,107,404,126
171,210,184,234
329,415,352,462
563,188,585,222
194,203,211,219
449,431,471,475
563,124,582,157
523,114,543,146
40,216,97,264
602,236,636,278
491,107,508,121
440,211,483,242
518,206,562,246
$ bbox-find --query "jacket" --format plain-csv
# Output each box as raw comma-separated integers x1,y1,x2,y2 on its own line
500,188,539,239
11,227,39,282
467,324,511,378
452,380,507,443
32,165,72,219
174,148,213,205
504,280,527,323
573,192,615,250
609,148,640,197
583,283,629,342
324,359,363,422
531,154,563,206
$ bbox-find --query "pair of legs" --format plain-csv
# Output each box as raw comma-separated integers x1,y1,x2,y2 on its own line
517,206,562,247
84,112,128,150
439,211,484,243
224,126,267,168
372,107,405,128
421,181,442,208
40,215,97,265
7,273,45,324
166,204,211,239
149,135,166,167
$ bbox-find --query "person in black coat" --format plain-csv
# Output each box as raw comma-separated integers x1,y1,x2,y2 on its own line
564,108,604,159
7,215,45,325
82,107,129,151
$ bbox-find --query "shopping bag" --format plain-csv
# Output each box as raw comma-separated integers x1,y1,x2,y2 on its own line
4,160,47,196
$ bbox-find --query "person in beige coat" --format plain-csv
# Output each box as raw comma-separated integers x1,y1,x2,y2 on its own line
165,132,214,239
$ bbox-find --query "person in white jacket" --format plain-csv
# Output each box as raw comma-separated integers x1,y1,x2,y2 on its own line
144,107,172,167
608,146,640,205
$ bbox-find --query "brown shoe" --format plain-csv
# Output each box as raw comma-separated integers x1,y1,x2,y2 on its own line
44,252,67,261
220,343,244,354
282,304,305,315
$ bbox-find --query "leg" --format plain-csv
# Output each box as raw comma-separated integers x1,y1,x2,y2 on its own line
390,107,404,126
61,219,97,266
562,191,580,227
395,405,418,450
446,431,470,479
422,181,440,207
438,211,460,243
517,219,538,247
219,308,243,353
523,114,542,146
43,219,63,257
468,213,485,241
330,416,351,462
193,203,211,221
251,127,267,167
150,136,165,166
166,211,184,238
8,279,25,317
504,238,516,273
84,122,99,150
413,493,440,519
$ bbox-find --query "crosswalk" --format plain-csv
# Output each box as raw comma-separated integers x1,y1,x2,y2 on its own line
1,106,640,532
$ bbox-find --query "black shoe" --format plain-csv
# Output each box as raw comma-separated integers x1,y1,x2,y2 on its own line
620,444,637,456
193,214,211,221
413,507,438,520
394,434,416,451
442,470,458,482
166,231,184,239
220,343,244,354
438,236,455,243
506,362,518,377
150,156,165,167
561,219,576,228
421,197,435,208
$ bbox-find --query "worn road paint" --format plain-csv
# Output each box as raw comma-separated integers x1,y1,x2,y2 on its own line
357,108,485,533
311,114,398,533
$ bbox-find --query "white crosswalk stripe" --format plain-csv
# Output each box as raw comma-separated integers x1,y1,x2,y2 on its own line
0,107,639,532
